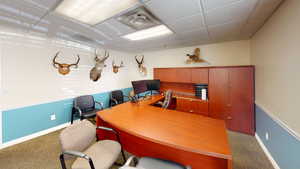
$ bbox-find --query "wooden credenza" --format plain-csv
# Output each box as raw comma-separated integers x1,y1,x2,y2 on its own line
153,66,255,135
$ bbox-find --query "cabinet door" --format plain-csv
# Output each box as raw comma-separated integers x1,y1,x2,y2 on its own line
227,67,255,135
154,68,177,82
191,100,209,116
175,68,192,83
191,68,208,84
176,98,191,112
208,68,230,119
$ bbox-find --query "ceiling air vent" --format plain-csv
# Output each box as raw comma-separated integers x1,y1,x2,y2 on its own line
117,7,161,30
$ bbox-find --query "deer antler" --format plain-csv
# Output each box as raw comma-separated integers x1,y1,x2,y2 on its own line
69,55,80,68
95,49,109,62
53,52,60,68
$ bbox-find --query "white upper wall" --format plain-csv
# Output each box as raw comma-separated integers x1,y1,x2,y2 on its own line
139,40,251,79
251,0,300,134
0,27,141,110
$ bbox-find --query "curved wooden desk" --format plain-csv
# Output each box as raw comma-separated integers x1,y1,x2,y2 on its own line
96,95,232,169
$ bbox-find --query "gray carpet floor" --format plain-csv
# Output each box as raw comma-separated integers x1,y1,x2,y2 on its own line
0,130,274,169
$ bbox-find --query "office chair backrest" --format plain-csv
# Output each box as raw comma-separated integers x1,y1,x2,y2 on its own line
74,95,95,112
146,79,160,91
111,90,124,103
132,80,147,95
162,90,173,108
59,120,95,154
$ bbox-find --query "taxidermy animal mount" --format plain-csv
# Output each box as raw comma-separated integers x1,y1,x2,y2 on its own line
53,52,80,75
135,55,147,76
186,48,208,64
112,60,124,73
90,49,109,82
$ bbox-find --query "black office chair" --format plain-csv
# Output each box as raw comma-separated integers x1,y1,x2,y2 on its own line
71,95,104,124
109,90,131,107
146,80,161,95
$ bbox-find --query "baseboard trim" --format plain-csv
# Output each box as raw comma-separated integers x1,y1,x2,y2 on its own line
0,120,78,150
255,133,281,169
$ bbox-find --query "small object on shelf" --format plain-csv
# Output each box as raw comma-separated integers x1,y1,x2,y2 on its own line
194,84,208,100
201,88,207,100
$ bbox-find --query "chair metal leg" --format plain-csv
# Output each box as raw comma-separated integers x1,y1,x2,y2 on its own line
71,111,74,124
121,149,126,163
59,154,67,169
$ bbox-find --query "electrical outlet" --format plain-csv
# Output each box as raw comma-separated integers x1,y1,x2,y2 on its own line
50,114,56,121
265,132,269,141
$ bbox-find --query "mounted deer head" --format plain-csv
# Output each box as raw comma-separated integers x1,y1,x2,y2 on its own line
53,52,80,75
112,60,124,73
135,55,147,76
90,49,109,81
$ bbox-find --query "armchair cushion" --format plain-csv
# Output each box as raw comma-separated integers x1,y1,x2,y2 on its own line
60,120,95,154
72,140,121,169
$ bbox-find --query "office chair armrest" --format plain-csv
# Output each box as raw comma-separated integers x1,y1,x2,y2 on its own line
95,101,104,110
73,106,83,116
110,98,118,105
96,126,122,144
59,151,95,169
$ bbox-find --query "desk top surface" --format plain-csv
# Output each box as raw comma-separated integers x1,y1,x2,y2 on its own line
97,95,231,160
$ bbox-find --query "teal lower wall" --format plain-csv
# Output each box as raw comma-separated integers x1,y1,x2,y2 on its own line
2,87,132,143
256,105,300,169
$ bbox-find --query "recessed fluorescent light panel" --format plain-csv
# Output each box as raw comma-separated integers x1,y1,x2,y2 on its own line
123,25,173,41
55,0,138,25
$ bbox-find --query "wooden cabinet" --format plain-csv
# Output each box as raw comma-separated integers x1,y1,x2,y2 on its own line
154,66,255,135
154,68,177,82
176,97,209,116
209,67,254,135
175,68,191,83
154,68,207,84
191,68,208,84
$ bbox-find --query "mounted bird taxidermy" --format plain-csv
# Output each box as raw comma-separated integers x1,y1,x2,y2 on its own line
186,48,208,64
135,55,147,76
90,49,109,82
53,52,80,75
112,60,124,73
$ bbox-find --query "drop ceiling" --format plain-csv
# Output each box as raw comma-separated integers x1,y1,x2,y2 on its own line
0,0,283,52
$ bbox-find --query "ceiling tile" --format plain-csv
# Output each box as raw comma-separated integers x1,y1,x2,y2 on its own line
0,0,48,25
208,20,244,41
202,0,241,11
205,0,257,26
167,13,205,33
176,28,210,41
23,0,61,10
248,0,282,21
144,0,201,22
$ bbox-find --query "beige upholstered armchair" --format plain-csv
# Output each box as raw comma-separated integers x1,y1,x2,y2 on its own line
59,120,125,169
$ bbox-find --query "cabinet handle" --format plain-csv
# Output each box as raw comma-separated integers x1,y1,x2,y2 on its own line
227,116,232,120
